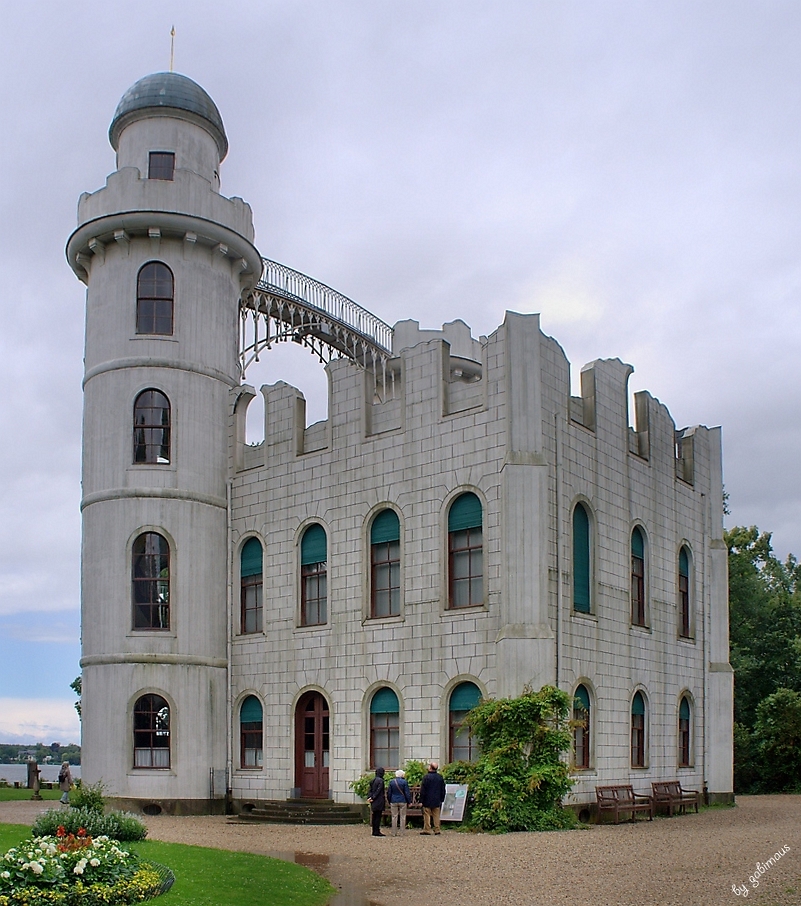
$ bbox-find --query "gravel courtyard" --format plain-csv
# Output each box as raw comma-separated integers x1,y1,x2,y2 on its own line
2,795,798,905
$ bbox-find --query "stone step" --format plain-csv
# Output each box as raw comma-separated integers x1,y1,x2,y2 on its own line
228,799,364,825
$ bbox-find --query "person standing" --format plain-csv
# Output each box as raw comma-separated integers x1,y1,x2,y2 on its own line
367,767,386,837
58,761,73,805
388,769,412,836
419,761,446,835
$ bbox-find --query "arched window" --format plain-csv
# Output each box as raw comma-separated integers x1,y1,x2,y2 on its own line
679,696,692,767
572,503,591,613
133,389,171,464
241,538,263,634
370,687,399,769
370,509,400,618
301,524,327,626
132,532,170,630
448,492,483,609
136,262,174,335
240,695,263,768
133,694,170,768
573,684,591,770
449,682,481,763
679,547,691,638
631,526,646,626
631,692,646,768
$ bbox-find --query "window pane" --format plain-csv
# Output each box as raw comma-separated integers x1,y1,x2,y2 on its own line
148,152,175,180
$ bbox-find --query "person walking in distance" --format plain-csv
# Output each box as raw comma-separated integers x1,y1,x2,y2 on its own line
388,769,412,836
419,761,446,835
58,761,73,805
367,767,386,837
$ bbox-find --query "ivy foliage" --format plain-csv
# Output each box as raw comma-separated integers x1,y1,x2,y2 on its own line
460,685,577,832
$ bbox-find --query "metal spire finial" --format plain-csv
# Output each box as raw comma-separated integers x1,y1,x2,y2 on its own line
169,26,176,72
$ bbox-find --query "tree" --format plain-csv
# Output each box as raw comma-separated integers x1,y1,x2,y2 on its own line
70,676,82,720
727,526,801,791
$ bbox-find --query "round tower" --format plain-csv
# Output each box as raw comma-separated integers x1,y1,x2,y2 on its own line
67,72,261,812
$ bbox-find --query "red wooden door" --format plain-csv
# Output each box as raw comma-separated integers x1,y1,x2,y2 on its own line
295,692,330,798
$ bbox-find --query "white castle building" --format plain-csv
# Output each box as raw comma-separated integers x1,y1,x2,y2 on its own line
67,72,733,816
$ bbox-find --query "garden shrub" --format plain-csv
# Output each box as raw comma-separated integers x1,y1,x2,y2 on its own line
0,831,169,906
460,685,577,832
68,783,105,815
349,759,427,799
31,810,147,843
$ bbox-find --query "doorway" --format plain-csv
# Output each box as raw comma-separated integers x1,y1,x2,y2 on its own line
295,691,330,798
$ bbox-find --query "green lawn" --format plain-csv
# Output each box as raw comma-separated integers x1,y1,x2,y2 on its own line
0,824,335,906
0,788,61,802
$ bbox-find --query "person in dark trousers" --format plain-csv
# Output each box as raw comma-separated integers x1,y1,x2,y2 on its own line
419,761,446,835
388,769,412,836
367,766,386,836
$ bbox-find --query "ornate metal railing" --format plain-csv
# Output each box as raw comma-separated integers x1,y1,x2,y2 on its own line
239,258,393,377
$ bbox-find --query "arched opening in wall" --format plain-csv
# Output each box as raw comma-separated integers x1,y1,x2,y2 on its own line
242,344,330,445
142,803,162,816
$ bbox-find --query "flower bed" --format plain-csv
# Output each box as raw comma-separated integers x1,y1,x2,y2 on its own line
0,828,172,906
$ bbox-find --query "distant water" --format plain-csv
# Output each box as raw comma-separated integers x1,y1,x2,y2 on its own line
0,764,82,784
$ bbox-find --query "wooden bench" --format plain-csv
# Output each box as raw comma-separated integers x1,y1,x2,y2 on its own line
595,785,653,824
651,781,699,816
383,784,422,822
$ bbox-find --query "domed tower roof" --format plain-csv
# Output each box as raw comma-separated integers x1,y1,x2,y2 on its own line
109,72,228,160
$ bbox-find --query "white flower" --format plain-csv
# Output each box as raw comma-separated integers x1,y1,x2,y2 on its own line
90,858,100,867
1,871,10,879
30,862,44,875
73,859,87,875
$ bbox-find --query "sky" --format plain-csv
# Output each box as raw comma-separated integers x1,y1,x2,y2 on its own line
1,1,799,745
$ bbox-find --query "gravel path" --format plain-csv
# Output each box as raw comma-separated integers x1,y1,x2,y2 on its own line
2,795,799,905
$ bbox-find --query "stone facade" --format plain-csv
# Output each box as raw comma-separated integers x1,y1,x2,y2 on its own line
69,72,733,815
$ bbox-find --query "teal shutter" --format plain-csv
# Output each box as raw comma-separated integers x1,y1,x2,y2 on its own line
240,695,263,723
632,692,645,716
370,687,399,714
573,504,591,613
679,697,690,720
574,685,590,711
371,509,400,544
450,682,481,712
240,538,263,578
679,547,689,577
448,493,482,532
631,527,644,559
301,524,327,566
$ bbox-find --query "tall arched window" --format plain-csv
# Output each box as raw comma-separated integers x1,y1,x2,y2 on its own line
572,503,591,613
573,684,591,770
240,695,263,768
369,687,399,769
631,692,646,768
631,526,646,626
133,694,170,768
241,538,263,634
448,492,483,609
679,696,692,767
449,681,481,763
370,509,400,618
133,389,171,464
132,532,170,630
136,262,174,335
301,524,327,626
679,547,691,638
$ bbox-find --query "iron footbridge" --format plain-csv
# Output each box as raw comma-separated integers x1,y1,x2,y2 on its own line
239,259,394,378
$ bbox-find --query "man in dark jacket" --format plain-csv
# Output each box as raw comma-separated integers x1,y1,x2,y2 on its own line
419,761,447,835
367,766,386,836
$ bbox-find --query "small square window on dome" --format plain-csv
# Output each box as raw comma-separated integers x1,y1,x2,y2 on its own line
149,151,175,180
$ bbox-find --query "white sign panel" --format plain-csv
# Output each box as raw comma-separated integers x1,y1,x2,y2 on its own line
440,783,469,822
